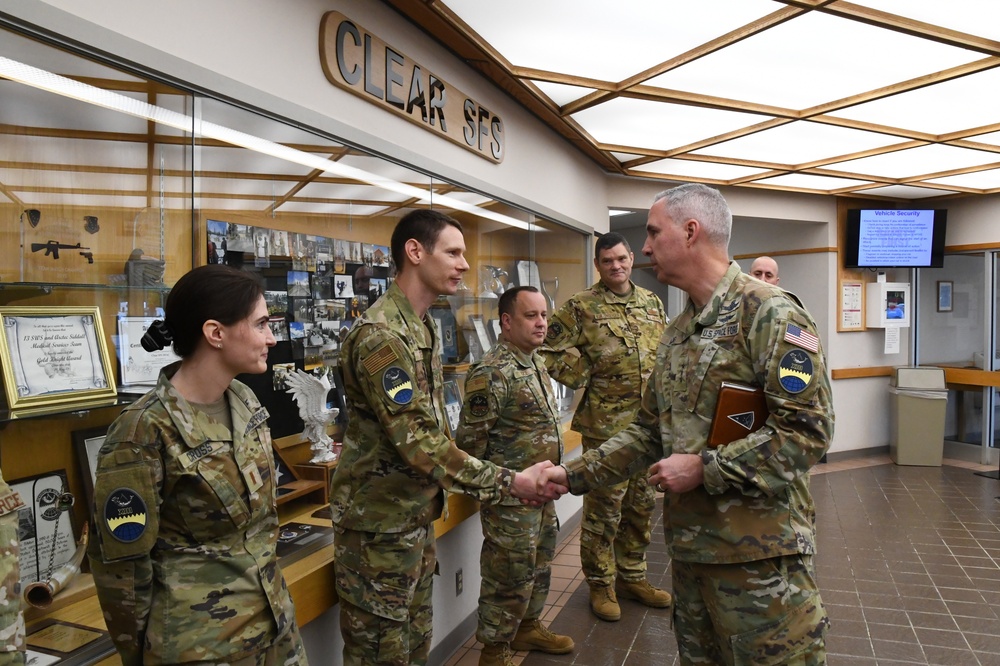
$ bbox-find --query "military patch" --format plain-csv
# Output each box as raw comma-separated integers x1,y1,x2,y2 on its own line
467,375,488,394
701,323,739,340
364,344,399,377
382,366,413,405
784,323,819,353
0,490,25,517
777,349,814,394
104,488,148,543
243,462,263,493
177,440,224,468
546,322,562,340
469,392,489,417
245,407,270,433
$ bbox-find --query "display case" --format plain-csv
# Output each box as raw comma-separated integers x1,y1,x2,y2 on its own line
0,22,590,625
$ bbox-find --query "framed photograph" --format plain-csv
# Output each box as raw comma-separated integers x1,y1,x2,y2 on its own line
26,618,116,666
469,314,493,353
9,471,76,587
116,316,181,389
0,306,117,412
937,280,953,312
72,426,108,510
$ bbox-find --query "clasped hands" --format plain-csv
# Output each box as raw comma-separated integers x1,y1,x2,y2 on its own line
512,453,705,505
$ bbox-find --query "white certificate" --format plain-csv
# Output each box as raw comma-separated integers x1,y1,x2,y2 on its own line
117,316,181,387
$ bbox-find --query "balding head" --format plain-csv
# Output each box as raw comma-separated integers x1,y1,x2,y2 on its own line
750,256,780,285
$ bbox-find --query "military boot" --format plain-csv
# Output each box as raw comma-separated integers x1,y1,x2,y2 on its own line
616,577,672,608
510,618,574,654
589,583,621,621
479,642,514,666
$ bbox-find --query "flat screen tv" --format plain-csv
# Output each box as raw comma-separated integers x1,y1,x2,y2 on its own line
844,209,947,268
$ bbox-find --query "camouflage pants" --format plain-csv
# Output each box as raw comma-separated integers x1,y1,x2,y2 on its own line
476,501,557,645
334,525,435,666
671,555,828,666
580,436,655,586
221,622,307,666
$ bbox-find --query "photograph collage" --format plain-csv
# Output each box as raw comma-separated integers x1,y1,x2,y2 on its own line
207,219,393,390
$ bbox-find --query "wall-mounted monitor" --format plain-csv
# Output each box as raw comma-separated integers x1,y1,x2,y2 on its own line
844,209,947,268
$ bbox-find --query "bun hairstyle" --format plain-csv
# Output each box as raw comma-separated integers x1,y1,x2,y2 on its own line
141,265,265,359
140,320,174,352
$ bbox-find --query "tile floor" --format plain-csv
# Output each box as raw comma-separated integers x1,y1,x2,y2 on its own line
444,455,1000,666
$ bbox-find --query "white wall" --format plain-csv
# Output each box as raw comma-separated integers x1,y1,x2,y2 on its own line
6,0,608,235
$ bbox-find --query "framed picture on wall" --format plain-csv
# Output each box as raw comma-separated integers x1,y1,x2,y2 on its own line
72,426,108,510
937,281,953,312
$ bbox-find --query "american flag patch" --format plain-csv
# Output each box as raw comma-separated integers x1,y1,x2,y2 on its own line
784,324,819,353
363,344,399,376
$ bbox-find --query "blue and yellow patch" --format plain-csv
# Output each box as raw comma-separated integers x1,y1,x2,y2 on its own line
104,488,148,543
382,366,413,405
777,349,814,394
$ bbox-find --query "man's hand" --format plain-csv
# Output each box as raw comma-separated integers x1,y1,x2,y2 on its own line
512,461,568,504
647,453,703,494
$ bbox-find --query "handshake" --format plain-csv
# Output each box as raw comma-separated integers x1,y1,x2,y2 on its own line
510,461,571,505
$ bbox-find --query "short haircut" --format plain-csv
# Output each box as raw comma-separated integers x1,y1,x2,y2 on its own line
595,231,631,256
498,285,540,318
390,209,463,272
165,264,264,358
653,183,732,247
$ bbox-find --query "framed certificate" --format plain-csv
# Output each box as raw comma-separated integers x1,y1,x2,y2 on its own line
117,316,181,389
0,306,117,412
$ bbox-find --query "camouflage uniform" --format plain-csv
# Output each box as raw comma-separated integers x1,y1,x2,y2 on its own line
88,362,305,666
330,282,515,666
456,338,562,646
539,280,665,587
0,470,24,666
563,263,834,665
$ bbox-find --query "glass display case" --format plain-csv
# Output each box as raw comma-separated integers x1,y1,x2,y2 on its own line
0,23,589,537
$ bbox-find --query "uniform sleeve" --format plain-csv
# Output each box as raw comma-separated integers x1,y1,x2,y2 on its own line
564,368,666,493
0,475,24,664
86,425,161,666
351,325,508,503
538,299,592,389
455,364,507,461
702,298,834,498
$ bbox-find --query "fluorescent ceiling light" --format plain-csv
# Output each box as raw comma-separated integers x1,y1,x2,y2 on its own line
0,56,530,230
609,209,631,216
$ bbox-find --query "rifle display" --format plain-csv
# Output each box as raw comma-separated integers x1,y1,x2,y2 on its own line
30,240,92,262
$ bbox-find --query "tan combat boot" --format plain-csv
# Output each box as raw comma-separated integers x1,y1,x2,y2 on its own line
589,583,621,621
510,618,574,654
616,578,672,608
479,642,514,666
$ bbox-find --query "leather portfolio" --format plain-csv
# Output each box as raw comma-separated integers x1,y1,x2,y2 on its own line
707,382,769,448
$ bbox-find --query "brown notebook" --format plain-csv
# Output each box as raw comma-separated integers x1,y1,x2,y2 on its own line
707,382,769,448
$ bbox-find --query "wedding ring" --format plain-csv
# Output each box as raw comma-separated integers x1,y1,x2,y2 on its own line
655,483,666,493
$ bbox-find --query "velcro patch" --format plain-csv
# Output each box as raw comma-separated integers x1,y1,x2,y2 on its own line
382,366,413,405
364,344,399,377
177,440,225,468
0,491,25,517
546,322,563,340
777,349,814,394
466,375,488,394
469,392,489,418
104,488,148,543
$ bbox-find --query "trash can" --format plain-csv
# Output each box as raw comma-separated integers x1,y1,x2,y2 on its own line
889,367,948,466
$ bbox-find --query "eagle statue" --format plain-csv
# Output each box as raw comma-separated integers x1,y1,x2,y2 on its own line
285,369,340,463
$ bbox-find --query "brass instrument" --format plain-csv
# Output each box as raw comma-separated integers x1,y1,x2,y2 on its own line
23,522,89,609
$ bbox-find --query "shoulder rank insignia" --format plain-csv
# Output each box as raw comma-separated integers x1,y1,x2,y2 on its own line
382,366,413,405
104,488,148,543
778,349,814,394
